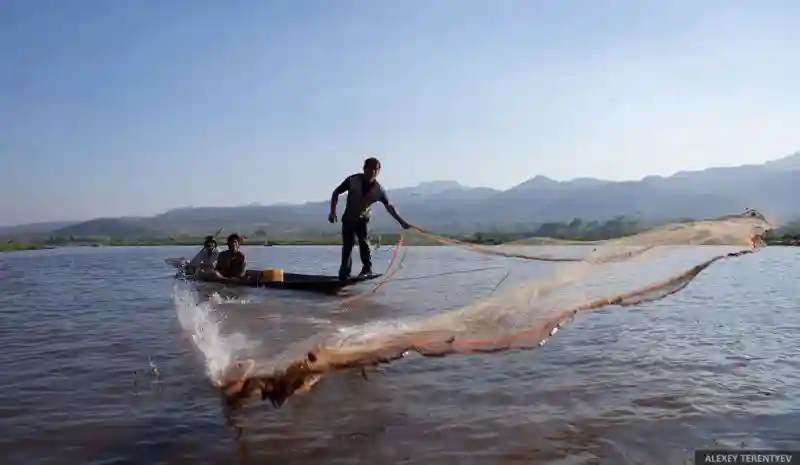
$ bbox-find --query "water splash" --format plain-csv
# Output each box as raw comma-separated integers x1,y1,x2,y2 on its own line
171,285,258,386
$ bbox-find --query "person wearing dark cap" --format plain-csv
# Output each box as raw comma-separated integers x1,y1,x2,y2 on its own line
215,233,248,280
187,235,219,274
328,157,412,281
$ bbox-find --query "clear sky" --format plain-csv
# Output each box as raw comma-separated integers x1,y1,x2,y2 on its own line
1,0,798,226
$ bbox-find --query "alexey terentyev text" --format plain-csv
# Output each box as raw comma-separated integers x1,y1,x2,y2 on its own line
695,450,798,464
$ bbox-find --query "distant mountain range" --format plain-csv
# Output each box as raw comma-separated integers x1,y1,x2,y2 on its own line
3,152,800,240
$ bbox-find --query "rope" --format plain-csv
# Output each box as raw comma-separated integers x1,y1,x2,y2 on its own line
338,232,407,308
387,265,507,283
410,227,655,264
337,239,515,309
411,227,585,262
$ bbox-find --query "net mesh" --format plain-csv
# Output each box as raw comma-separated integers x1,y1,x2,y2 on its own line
209,210,772,408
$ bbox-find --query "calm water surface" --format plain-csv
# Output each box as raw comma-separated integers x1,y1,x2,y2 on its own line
0,245,798,465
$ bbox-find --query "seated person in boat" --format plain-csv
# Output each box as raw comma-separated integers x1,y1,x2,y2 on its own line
187,236,219,274
213,233,248,281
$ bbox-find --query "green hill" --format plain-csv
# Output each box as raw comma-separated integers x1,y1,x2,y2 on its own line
49,218,162,242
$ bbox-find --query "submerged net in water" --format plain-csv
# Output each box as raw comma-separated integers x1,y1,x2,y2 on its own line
184,210,772,408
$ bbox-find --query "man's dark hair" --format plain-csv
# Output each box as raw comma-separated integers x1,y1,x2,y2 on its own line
204,235,217,246
364,157,381,170
227,233,242,244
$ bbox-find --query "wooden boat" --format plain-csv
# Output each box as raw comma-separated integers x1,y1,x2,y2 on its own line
165,257,382,295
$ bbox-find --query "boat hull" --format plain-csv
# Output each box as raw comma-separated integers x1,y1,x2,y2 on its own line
165,258,382,294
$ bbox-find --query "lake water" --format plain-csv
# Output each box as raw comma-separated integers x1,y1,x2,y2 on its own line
1,244,798,465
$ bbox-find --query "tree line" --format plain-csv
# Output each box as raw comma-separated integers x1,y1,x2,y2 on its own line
764,221,800,245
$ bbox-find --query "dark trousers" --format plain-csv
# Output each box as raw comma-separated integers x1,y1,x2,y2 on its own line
339,218,372,280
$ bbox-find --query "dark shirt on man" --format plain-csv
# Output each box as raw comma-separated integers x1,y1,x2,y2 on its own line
216,250,247,278
334,173,390,222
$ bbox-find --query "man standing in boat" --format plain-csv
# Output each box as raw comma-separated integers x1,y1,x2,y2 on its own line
329,157,412,281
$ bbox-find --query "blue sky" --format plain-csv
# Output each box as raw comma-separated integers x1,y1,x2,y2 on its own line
1,0,798,226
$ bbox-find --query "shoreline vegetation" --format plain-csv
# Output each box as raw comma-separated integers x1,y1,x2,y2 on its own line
0,243,55,253
2,216,799,253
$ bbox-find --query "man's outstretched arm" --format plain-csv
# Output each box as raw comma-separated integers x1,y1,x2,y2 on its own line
381,192,411,229
330,178,350,217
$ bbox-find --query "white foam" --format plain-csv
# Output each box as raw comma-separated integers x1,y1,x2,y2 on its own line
171,284,257,385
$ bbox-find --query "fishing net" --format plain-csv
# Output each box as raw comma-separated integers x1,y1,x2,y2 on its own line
201,210,772,408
